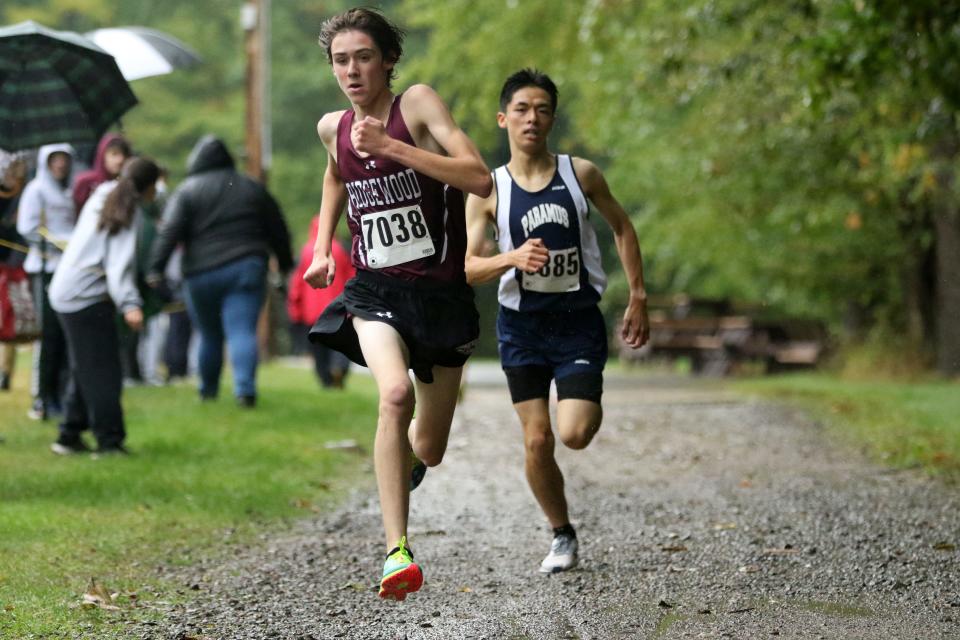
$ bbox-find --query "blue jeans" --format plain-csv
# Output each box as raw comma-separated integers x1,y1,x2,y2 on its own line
185,255,266,399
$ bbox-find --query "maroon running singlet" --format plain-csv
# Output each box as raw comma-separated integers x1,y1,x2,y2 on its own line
336,94,467,283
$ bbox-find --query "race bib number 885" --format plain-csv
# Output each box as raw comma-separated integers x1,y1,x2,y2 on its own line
522,247,581,293
361,204,435,269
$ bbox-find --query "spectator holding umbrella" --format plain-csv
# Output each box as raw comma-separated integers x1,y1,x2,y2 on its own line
16,144,76,419
148,135,293,408
47,156,160,455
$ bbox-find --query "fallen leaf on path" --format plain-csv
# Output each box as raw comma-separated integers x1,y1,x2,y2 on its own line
933,542,956,551
458,586,473,593
81,578,120,611
338,582,367,591
291,498,321,513
713,522,738,530
661,545,688,553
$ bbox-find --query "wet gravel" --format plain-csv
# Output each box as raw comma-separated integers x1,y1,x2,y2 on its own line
144,372,959,639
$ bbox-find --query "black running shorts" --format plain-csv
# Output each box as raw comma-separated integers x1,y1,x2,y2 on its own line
503,365,603,404
309,270,479,383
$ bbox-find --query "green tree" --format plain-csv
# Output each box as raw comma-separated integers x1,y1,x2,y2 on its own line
402,0,960,374
808,0,960,373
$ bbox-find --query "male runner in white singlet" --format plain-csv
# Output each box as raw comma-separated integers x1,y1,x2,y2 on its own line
465,69,649,574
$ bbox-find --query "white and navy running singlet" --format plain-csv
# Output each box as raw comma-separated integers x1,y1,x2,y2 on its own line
494,154,606,312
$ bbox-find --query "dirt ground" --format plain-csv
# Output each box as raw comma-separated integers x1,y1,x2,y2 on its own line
152,368,959,640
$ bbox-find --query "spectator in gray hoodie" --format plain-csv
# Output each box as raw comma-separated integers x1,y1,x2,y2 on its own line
48,157,160,456
17,143,76,419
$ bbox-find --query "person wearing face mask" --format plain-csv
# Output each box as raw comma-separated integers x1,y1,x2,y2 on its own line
17,144,77,420
147,136,293,407
134,165,173,386
47,157,160,456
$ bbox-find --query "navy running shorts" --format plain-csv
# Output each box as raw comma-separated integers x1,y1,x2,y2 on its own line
497,304,608,403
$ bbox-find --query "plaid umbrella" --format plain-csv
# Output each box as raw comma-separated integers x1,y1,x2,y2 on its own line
0,20,138,151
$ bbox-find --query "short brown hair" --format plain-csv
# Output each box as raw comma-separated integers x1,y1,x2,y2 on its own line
318,7,405,87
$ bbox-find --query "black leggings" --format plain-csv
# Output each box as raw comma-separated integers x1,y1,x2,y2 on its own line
30,272,68,405
57,301,126,448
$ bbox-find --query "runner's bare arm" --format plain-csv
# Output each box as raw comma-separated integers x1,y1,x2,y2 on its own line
464,191,549,284
574,157,649,348
305,115,348,289
352,84,492,197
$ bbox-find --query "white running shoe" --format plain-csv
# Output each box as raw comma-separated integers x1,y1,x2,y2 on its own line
539,533,579,574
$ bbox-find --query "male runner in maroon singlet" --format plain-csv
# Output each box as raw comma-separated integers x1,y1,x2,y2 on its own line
304,8,492,601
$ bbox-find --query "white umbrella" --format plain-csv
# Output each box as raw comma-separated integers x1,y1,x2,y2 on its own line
85,26,201,81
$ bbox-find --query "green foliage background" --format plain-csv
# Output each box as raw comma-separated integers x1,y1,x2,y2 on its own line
3,0,959,367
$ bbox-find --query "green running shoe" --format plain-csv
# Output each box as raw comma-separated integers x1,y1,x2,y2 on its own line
379,536,423,601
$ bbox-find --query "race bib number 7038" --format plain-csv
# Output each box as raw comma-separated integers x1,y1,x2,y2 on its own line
361,204,435,269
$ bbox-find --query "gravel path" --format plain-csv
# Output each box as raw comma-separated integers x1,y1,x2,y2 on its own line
152,369,959,639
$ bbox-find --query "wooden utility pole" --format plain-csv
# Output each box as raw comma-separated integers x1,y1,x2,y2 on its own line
242,0,271,184
243,0,278,359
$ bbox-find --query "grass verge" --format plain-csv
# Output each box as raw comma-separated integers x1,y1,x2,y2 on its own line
734,373,960,478
0,355,378,638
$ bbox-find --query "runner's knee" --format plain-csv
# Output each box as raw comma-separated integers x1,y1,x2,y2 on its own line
415,441,445,467
524,424,555,460
560,424,597,450
379,378,414,420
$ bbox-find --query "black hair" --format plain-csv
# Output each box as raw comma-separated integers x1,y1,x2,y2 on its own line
98,157,159,235
499,68,559,113
318,7,405,87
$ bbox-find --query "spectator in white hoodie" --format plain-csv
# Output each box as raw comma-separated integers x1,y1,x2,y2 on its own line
48,157,159,456
16,144,76,420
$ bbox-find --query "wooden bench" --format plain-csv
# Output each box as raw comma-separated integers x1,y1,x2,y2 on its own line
616,297,825,375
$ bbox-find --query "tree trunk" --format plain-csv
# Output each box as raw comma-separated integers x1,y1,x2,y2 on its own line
899,202,938,351
931,121,960,376
933,201,960,375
